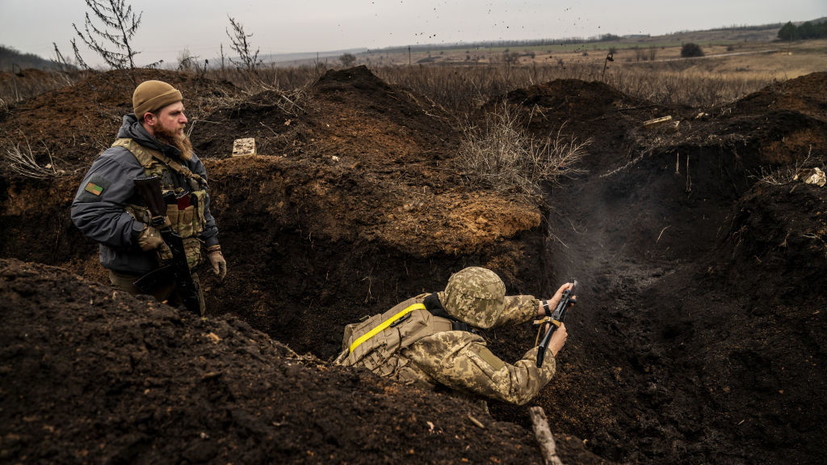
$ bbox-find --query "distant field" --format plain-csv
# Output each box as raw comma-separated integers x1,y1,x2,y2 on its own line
364,39,826,79
358,26,827,82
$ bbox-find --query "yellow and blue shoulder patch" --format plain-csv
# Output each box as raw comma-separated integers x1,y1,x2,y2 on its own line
84,182,104,196
75,173,111,203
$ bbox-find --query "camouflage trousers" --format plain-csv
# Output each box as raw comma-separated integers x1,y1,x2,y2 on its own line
108,269,206,316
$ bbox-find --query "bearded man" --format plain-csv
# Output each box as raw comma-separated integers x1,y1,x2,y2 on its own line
71,80,226,315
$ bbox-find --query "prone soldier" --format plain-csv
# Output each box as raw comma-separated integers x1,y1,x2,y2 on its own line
334,266,576,405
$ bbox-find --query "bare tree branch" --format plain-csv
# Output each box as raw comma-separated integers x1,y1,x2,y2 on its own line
226,16,260,74
72,0,143,78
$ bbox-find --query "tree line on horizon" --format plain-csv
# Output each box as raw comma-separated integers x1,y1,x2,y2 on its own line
778,20,827,40
0,45,72,74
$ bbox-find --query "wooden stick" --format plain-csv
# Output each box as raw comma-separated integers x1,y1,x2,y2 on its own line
529,406,564,465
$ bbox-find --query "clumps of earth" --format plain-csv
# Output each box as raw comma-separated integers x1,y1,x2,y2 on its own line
1,66,825,464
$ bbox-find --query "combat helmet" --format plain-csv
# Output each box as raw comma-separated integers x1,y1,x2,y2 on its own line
440,267,505,329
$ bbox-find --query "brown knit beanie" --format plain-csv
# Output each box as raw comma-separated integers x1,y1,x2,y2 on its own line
132,80,183,119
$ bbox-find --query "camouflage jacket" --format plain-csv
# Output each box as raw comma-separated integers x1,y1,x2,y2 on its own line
335,293,556,405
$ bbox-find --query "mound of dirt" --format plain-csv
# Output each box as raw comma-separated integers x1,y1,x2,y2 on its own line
495,78,692,175
706,72,827,167
611,179,827,465
728,71,827,121
3,258,593,465
302,65,460,168
190,89,300,158
500,74,827,176
192,66,459,165
724,180,827,303
0,69,240,171
503,79,644,121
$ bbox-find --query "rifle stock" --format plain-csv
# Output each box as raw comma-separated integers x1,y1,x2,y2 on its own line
536,280,577,367
133,176,202,315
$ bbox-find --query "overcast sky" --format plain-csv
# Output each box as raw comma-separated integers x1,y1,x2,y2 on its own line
1,0,824,66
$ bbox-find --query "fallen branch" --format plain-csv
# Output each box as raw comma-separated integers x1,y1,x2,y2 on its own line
3,142,65,180
467,414,485,429
529,406,564,465
656,226,670,243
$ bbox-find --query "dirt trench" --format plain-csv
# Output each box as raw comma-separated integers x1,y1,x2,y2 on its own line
542,147,824,464
475,75,827,464
1,68,826,464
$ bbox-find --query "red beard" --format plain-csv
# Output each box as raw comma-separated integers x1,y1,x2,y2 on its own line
154,124,194,161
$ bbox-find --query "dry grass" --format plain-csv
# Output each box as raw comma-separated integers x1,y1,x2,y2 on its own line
457,104,589,202
372,61,777,113
368,39,826,110
602,67,771,107
2,140,66,179
755,147,814,186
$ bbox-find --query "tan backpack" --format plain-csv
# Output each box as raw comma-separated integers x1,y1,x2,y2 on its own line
334,297,454,377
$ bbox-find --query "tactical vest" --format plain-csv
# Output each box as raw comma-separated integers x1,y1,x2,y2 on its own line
116,138,208,269
334,295,463,380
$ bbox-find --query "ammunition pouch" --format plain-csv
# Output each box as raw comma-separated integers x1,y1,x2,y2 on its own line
116,138,208,269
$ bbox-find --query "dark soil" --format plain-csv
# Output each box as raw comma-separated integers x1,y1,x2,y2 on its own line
1,66,825,464
0,258,552,465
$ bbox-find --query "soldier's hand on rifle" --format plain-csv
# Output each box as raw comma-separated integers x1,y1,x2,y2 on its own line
137,225,164,251
536,282,576,318
546,322,568,357
535,282,576,363
207,245,227,280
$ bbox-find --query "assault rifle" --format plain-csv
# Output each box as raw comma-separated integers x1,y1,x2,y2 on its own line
536,280,577,367
132,176,202,315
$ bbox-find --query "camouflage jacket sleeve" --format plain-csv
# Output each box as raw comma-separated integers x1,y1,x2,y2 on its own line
404,331,556,405
495,295,540,327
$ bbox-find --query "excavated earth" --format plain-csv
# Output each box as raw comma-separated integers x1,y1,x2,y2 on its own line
1,67,825,464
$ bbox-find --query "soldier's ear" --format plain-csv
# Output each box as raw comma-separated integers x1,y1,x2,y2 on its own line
142,112,156,126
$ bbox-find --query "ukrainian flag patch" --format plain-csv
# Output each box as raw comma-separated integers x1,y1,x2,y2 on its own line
85,182,104,196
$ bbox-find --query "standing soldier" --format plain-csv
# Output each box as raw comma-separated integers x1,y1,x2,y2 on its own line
71,80,226,314
335,267,575,405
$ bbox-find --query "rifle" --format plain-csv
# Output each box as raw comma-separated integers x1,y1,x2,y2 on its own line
536,280,577,367
132,176,202,315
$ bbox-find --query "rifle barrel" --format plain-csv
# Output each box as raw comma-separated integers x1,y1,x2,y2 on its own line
133,177,202,315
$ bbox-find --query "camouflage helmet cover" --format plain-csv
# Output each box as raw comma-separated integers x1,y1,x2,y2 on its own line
440,267,506,329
